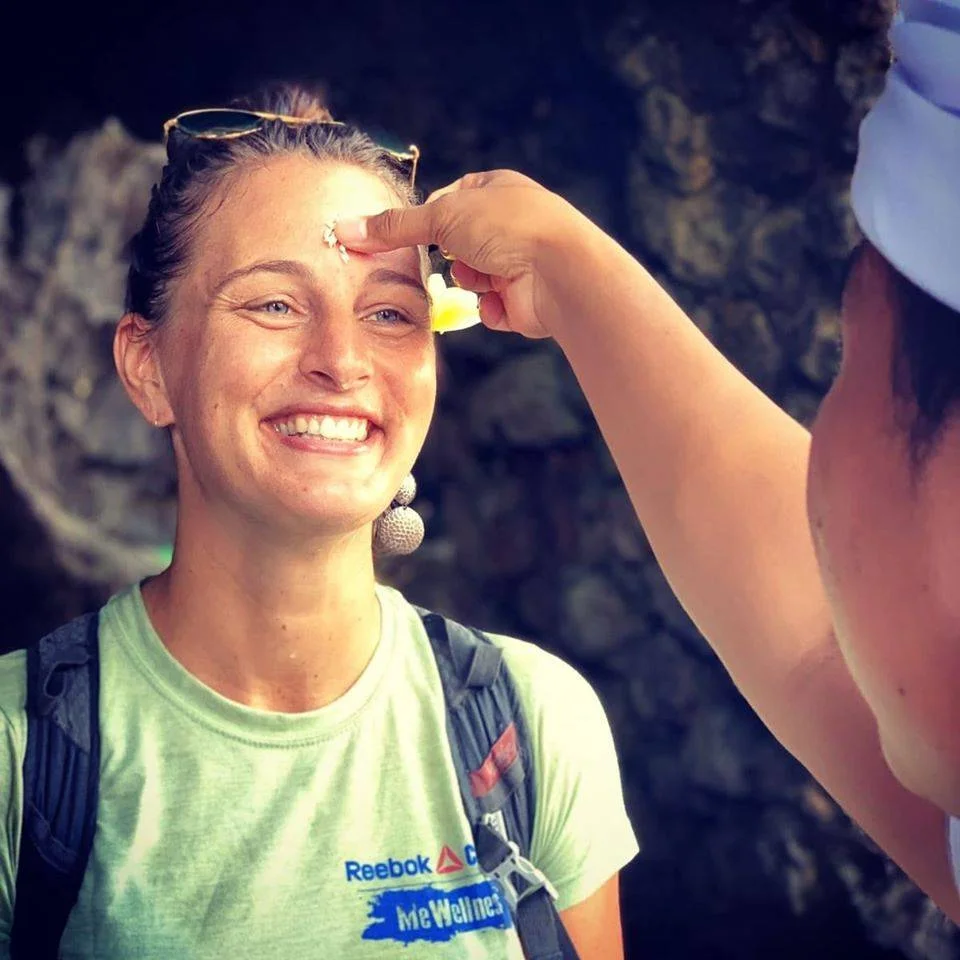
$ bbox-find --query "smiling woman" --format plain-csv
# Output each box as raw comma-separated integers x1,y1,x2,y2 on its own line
0,82,637,960
126,155,437,544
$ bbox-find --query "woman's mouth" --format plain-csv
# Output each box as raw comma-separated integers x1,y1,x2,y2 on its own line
273,414,370,442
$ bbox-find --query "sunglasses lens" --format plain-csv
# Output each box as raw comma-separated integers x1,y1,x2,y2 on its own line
174,110,264,138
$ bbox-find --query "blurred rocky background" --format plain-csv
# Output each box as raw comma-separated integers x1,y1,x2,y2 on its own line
3,0,956,956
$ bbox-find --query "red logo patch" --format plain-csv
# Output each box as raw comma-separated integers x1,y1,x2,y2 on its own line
469,723,519,799
436,845,465,875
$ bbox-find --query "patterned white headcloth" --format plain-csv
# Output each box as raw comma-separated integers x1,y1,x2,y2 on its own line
851,0,960,313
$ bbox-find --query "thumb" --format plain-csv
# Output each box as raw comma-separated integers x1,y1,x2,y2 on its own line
335,206,436,253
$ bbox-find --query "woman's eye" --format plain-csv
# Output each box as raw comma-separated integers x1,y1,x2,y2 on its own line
369,308,411,326
259,300,291,315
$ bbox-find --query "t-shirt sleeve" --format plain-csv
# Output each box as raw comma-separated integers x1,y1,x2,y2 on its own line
496,637,639,912
0,651,27,949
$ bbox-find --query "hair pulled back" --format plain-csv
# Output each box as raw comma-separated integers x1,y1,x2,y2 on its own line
126,81,418,326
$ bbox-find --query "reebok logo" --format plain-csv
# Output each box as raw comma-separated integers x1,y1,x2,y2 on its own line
346,854,432,882
436,845,465,875
344,843,477,884
343,843,477,883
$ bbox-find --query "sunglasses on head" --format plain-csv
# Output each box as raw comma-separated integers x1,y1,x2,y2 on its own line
162,108,420,186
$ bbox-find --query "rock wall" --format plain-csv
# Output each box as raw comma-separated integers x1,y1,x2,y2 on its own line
2,0,956,956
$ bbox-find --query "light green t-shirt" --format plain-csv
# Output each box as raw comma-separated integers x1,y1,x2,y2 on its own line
0,583,638,958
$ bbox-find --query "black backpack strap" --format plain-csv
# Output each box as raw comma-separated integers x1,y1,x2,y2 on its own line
419,609,580,960
11,612,101,960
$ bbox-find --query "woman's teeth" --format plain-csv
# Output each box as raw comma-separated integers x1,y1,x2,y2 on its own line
274,416,370,441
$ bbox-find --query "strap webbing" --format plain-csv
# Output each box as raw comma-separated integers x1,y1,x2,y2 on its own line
418,609,580,960
11,613,101,960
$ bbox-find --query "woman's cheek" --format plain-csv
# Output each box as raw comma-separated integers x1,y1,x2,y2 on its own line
401,342,438,401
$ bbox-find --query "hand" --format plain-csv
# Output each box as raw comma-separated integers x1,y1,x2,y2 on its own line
335,170,589,340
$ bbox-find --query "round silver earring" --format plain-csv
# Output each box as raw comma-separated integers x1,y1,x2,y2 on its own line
373,474,424,556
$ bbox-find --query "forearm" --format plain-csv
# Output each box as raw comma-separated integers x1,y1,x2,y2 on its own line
542,219,833,725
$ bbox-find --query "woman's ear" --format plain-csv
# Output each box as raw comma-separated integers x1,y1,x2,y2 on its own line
114,313,174,427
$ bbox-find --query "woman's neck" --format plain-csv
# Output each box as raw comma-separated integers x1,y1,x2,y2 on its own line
141,512,381,713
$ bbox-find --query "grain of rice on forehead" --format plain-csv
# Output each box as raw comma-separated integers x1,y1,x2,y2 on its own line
323,220,350,263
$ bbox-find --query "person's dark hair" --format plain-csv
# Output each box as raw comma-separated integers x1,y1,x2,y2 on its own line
126,81,418,326
880,244,960,470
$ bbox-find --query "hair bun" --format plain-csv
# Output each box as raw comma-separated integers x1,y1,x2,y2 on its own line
230,80,336,123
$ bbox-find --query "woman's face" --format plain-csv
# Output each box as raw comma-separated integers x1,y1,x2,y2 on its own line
807,244,960,806
153,155,436,540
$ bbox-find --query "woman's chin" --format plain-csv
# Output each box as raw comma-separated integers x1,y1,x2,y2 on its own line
262,499,379,542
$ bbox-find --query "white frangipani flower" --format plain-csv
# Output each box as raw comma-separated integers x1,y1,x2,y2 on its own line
427,273,482,334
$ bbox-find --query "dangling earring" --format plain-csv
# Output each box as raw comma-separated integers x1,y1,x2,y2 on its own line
373,474,424,556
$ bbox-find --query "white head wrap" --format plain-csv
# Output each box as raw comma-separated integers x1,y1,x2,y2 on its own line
850,0,960,312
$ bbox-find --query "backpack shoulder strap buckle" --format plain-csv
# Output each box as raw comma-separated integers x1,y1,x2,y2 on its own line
479,815,558,913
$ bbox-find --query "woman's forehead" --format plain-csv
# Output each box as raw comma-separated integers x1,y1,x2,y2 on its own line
217,155,401,231
192,157,412,279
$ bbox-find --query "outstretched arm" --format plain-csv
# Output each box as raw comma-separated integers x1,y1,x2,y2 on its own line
337,175,960,920
519,207,960,921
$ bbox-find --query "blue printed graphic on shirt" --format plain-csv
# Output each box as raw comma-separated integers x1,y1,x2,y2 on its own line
345,843,513,945
361,880,512,944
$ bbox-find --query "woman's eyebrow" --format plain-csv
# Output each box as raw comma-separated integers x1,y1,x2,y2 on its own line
210,259,314,298
211,262,426,300
366,267,428,303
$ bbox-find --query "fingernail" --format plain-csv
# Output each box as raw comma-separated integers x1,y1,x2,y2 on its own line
335,218,367,243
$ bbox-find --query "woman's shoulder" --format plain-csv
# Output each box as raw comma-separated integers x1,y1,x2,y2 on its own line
0,590,134,738
380,584,606,723
486,630,606,723
383,586,593,687
485,628,585,680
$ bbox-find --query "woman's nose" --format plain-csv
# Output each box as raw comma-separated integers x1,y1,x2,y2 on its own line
298,311,372,391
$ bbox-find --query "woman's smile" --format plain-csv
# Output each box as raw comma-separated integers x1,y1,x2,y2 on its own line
265,410,384,458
